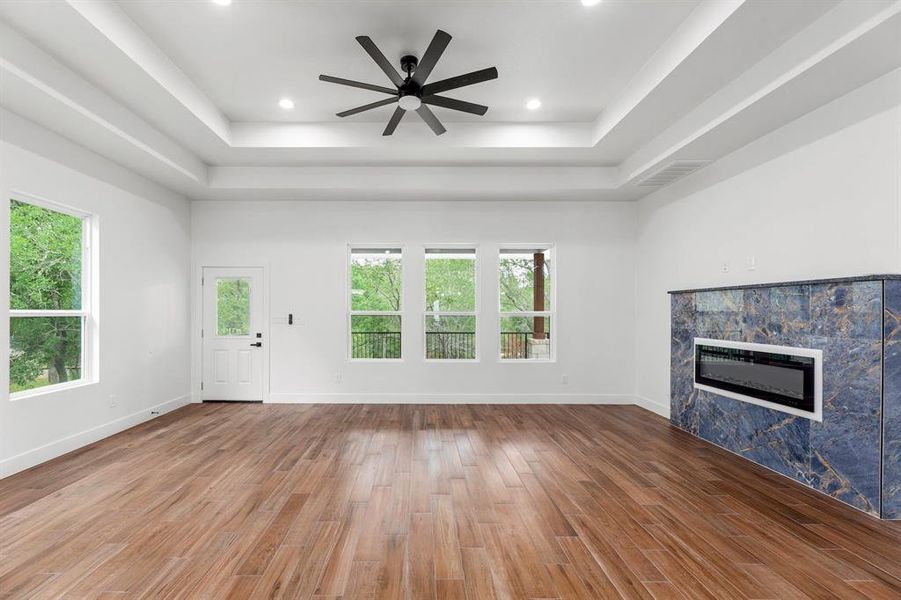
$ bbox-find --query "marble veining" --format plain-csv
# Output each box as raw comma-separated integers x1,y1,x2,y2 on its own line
884,280,901,519
670,278,895,518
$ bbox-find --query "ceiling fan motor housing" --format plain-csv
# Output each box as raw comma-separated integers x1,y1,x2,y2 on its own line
400,54,419,75
398,55,423,110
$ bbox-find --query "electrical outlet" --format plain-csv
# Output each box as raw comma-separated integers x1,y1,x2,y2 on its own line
721,262,730,273
335,373,342,384
561,374,569,385
109,393,117,408
747,255,757,271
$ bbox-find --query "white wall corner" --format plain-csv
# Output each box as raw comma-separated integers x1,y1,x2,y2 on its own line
634,394,670,419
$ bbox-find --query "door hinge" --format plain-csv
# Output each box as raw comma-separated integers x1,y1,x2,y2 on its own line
201,276,204,286
201,328,204,338
201,381,204,391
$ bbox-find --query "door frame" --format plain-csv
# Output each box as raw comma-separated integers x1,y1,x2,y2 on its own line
194,263,270,403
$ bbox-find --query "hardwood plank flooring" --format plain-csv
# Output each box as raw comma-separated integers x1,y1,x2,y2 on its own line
1,404,899,599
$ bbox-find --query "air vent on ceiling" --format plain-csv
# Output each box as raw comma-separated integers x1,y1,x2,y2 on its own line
638,160,711,188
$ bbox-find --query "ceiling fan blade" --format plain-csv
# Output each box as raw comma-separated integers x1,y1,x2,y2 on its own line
421,67,498,96
411,29,452,86
336,97,398,118
422,95,488,116
319,74,397,95
356,36,405,87
383,106,405,136
416,104,446,136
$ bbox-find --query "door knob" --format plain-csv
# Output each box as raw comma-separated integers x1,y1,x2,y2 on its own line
250,342,262,347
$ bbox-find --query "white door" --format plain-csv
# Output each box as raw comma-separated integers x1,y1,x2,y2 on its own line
202,267,264,401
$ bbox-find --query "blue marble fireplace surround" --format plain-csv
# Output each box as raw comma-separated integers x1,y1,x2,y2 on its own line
670,275,901,519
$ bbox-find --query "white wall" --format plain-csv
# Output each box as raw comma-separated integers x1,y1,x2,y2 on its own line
634,103,901,416
0,114,192,477
192,200,637,403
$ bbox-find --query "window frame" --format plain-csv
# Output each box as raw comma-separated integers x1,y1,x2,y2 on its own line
8,192,97,399
423,245,479,363
347,244,404,362
497,244,556,363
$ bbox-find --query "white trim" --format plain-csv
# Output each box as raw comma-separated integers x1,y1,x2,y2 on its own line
634,394,670,418
0,394,191,479
423,244,479,362
9,378,97,401
268,392,636,405
496,245,556,362
8,194,98,399
347,244,405,360
9,189,92,219
193,261,272,403
9,309,86,317
200,266,269,402
692,337,823,422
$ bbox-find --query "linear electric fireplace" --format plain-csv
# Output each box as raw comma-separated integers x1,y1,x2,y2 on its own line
693,338,822,421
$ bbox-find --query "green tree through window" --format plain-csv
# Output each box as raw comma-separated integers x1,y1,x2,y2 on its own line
425,249,477,360
9,199,86,392
350,249,402,359
217,278,251,336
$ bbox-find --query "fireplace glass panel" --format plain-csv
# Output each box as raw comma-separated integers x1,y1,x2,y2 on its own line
694,343,816,413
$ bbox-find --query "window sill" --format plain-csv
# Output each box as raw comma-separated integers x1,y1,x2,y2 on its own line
498,359,557,364
348,358,405,363
424,359,480,364
10,379,98,401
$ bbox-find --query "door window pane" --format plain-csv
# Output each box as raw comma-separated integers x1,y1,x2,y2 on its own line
351,315,402,359
499,316,551,360
217,278,251,336
499,248,551,312
425,315,476,360
9,316,83,393
9,199,83,311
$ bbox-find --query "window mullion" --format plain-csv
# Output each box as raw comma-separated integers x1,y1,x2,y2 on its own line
10,309,87,317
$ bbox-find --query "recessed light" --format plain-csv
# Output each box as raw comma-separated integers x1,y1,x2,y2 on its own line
525,98,542,110
278,98,295,110
212,0,232,6
581,0,602,6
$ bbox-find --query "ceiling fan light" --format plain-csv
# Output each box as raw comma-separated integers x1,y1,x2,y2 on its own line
398,95,422,111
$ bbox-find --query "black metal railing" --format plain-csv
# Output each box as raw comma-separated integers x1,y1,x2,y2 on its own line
426,332,476,360
351,331,401,359
500,331,551,359
352,331,551,360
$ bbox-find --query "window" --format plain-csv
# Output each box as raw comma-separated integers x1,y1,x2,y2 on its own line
349,247,402,359
498,246,554,360
425,248,477,360
217,278,251,336
9,197,93,395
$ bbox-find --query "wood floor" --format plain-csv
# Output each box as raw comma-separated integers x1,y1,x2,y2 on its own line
1,404,900,599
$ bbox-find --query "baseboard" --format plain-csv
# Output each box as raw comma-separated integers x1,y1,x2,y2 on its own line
267,392,637,405
634,394,670,418
0,394,191,479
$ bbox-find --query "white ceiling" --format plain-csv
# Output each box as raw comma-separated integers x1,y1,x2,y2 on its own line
0,0,898,202
116,0,700,123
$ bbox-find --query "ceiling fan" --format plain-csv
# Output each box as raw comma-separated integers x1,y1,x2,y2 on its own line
319,30,498,136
